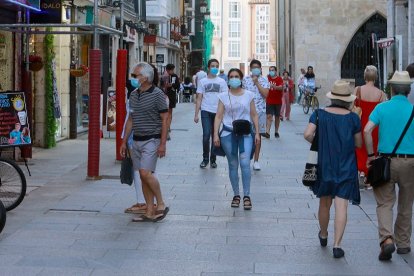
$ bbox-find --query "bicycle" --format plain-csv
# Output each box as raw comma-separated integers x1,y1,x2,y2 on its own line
301,86,320,114
0,157,27,211
0,200,5,234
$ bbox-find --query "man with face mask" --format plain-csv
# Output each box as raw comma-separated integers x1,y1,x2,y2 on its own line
242,59,270,171
194,59,229,169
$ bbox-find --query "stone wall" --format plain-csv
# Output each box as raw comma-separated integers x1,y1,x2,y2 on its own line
292,0,387,104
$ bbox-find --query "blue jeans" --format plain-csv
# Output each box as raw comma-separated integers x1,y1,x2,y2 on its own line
221,134,253,196
201,110,216,162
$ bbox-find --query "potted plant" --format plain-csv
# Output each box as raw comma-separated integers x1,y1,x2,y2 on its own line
29,54,43,72
70,65,89,78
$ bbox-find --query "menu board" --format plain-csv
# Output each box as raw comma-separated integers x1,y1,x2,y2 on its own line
0,92,31,147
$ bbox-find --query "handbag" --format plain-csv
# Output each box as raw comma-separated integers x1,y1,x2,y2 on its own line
352,86,362,118
367,107,414,188
302,110,319,186
120,149,133,186
228,92,251,136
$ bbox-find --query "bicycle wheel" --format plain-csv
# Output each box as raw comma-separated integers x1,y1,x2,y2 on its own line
0,200,6,233
303,97,310,114
312,96,319,112
0,158,27,211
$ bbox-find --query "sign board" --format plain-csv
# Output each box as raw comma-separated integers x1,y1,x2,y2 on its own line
377,37,395,49
6,0,41,11
156,54,164,64
106,90,116,132
124,25,136,43
0,92,31,147
31,0,62,24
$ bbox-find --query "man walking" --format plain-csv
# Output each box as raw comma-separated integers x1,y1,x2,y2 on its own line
194,59,228,168
242,59,270,170
266,66,283,138
121,62,169,222
162,64,180,140
218,69,228,82
364,71,414,260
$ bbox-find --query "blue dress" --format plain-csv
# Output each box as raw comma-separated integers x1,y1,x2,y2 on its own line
309,109,361,205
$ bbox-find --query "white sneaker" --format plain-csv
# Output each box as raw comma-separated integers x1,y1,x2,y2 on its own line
253,161,261,171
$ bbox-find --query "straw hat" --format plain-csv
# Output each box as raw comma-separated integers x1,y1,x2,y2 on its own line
387,71,413,85
326,80,356,102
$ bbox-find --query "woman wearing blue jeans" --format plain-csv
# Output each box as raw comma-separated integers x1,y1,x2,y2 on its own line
214,68,260,209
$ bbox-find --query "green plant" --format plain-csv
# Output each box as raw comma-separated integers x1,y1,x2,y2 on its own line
44,29,57,148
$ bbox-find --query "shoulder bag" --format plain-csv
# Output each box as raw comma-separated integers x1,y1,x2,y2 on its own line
302,110,319,187
228,92,251,136
367,107,414,188
120,149,133,185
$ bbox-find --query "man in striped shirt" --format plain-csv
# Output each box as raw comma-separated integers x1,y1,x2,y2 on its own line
121,62,169,222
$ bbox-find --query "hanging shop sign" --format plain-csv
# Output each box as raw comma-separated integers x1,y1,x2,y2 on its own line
0,92,31,147
377,37,395,49
6,0,41,11
156,54,164,64
31,0,62,24
124,25,136,43
106,90,116,132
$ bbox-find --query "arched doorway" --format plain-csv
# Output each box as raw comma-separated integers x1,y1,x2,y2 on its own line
341,13,387,87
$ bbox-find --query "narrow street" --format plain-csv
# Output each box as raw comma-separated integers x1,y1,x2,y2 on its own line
1,103,413,275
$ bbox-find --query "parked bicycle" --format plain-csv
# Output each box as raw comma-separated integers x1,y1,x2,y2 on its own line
301,86,321,114
0,157,27,211
0,200,5,234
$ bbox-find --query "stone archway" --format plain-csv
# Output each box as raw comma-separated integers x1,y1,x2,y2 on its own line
341,13,387,87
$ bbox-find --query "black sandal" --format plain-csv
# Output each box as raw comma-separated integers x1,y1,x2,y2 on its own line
243,196,252,210
231,195,241,208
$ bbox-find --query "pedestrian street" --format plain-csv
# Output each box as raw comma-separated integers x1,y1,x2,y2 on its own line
0,103,414,275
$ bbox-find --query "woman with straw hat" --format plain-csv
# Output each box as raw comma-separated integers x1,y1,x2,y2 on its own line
304,80,362,258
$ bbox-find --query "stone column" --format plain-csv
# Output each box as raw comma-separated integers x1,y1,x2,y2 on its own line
395,0,409,68
408,0,414,64
386,0,394,72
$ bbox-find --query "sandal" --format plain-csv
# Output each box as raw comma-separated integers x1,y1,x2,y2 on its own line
243,196,252,210
231,196,241,208
124,203,147,214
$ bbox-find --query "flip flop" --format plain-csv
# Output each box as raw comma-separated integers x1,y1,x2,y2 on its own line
124,205,147,214
153,207,170,222
131,214,156,222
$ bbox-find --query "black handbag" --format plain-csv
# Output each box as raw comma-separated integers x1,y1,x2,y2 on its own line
302,110,319,187
367,107,414,188
228,93,251,136
120,149,133,186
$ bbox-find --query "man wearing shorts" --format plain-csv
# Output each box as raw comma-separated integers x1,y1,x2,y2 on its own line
266,66,283,138
162,64,180,140
242,59,270,171
121,62,169,222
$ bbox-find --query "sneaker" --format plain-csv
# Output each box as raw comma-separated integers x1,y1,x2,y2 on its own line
200,160,208,168
397,247,411,254
275,132,280,138
262,133,270,139
333,248,345,258
359,173,365,190
210,161,217,169
167,134,171,141
379,242,395,261
253,161,261,171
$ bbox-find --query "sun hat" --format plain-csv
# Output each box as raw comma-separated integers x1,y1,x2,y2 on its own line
387,71,413,85
326,80,356,102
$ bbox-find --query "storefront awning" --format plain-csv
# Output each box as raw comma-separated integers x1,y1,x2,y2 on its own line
0,23,123,35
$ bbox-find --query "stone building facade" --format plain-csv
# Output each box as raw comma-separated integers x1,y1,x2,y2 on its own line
284,0,388,103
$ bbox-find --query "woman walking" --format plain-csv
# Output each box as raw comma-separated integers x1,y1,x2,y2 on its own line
304,80,362,258
354,65,386,189
280,71,294,121
214,69,260,210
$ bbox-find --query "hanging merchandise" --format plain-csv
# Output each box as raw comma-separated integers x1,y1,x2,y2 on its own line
44,30,57,148
51,60,61,118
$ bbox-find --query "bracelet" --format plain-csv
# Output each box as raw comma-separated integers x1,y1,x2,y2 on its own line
367,153,375,157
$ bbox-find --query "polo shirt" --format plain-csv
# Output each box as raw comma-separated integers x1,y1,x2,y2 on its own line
369,95,414,154
129,85,168,137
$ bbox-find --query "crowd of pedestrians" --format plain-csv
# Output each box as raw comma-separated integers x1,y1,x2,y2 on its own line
120,58,414,262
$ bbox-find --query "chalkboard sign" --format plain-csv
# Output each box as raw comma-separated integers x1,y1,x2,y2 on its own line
0,92,31,147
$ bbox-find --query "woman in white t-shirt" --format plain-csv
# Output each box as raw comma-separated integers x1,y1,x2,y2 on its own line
213,68,260,210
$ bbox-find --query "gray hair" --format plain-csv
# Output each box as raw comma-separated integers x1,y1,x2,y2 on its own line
331,99,352,110
391,83,411,96
133,62,154,84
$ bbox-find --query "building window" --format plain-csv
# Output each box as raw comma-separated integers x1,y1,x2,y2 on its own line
211,0,221,17
228,41,240,58
255,4,269,61
212,18,221,37
229,1,240,18
229,21,240,38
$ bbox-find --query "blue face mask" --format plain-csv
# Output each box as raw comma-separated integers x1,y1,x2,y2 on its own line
228,78,241,89
210,67,219,75
251,68,261,76
130,78,141,89
269,71,276,77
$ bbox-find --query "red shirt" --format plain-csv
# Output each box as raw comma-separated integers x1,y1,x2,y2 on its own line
267,76,283,105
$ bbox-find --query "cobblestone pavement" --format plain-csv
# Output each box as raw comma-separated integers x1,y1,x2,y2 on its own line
1,103,414,275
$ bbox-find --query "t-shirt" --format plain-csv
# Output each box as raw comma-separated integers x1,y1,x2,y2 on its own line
242,75,270,113
129,86,168,137
218,90,254,137
267,76,283,105
197,77,229,113
162,72,180,95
